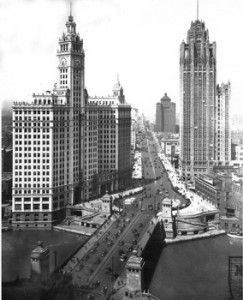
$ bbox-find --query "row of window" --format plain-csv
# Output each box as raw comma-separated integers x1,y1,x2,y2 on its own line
14,110,50,114
60,80,68,85
15,147,50,151
14,128,50,133
15,161,50,168
14,123,50,128
15,171,50,176
15,203,49,211
14,117,50,121
15,197,49,202
15,136,50,142
15,177,50,182
14,190,50,194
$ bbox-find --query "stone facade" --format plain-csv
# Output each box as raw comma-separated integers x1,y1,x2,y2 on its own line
12,13,85,229
179,20,217,182
83,81,132,200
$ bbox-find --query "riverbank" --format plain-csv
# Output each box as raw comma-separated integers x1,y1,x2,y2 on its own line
165,229,226,244
54,224,95,236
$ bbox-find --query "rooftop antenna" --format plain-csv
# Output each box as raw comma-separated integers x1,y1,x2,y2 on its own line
70,1,72,17
197,0,199,20
117,73,120,83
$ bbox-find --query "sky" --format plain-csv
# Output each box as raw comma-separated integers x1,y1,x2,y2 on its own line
0,0,243,121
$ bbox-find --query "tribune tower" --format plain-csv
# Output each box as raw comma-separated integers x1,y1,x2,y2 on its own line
179,19,217,182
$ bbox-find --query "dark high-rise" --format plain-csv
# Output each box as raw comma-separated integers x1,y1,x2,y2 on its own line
155,93,176,133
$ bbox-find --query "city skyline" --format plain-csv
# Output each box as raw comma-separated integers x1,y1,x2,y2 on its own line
1,0,243,121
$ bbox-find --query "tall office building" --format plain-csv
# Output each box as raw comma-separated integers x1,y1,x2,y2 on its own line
84,80,131,198
215,82,231,164
155,102,162,132
161,93,176,133
131,108,139,154
179,19,217,182
12,12,85,229
155,93,176,133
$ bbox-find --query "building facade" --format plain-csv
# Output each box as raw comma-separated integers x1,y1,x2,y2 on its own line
195,172,242,233
179,20,217,182
83,81,132,200
155,102,162,132
155,93,176,133
131,108,138,155
12,13,85,229
159,134,179,161
235,145,243,161
215,83,231,165
195,173,231,211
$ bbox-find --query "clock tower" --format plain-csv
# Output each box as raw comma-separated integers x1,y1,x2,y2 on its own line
56,11,85,205
57,13,85,108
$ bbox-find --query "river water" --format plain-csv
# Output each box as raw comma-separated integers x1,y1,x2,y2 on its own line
2,231,242,300
149,235,242,300
2,230,87,283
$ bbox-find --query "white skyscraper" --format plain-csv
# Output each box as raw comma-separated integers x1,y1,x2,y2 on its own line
12,12,85,229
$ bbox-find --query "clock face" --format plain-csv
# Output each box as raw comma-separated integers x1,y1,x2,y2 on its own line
61,58,67,66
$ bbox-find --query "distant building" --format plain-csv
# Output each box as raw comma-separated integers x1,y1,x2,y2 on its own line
230,145,243,174
2,172,12,203
131,108,139,155
231,130,243,145
155,102,162,132
159,133,179,161
230,160,243,170
2,147,12,173
215,83,231,165
235,145,243,161
231,143,237,160
155,93,176,133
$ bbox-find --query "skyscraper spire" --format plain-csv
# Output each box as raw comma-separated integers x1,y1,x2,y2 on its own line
197,0,199,20
70,1,72,17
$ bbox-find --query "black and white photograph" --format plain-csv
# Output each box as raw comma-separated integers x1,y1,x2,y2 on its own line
1,0,243,299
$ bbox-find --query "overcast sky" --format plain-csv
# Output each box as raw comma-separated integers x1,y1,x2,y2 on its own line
0,0,243,121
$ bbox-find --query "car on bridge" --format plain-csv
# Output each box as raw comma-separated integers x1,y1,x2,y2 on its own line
120,253,127,262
